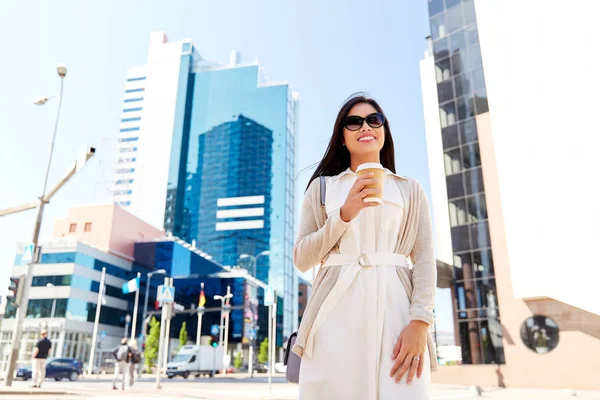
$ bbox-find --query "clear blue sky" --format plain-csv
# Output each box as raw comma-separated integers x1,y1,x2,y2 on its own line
0,0,453,332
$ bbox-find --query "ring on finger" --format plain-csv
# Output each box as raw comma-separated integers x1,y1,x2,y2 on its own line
412,356,420,362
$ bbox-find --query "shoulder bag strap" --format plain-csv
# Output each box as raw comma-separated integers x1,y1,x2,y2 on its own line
313,176,327,285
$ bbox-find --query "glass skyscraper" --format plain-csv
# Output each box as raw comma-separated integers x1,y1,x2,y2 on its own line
425,0,504,364
111,32,299,341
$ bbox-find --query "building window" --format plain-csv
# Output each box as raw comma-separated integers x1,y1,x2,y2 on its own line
124,97,144,103
32,275,72,287
69,223,76,233
126,77,146,82
84,222,92,232
40,252,76,264
125,88,144,93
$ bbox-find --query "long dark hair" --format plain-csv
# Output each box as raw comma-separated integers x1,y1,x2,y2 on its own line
305,93,396,191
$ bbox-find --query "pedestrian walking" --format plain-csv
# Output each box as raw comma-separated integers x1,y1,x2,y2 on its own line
112,338,132,390
128,339,141,387
31,329,52,388
292,94,438,399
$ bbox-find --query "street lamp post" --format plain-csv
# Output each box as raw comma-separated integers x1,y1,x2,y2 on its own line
238,250,270,378
141,270,167,340
214,287,233,374
4,65,69,387
238,250,270,277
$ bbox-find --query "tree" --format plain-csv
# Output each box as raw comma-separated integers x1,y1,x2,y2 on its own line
144,317,160,372
233,351,243,370
179,321,188,350
258,338,269,364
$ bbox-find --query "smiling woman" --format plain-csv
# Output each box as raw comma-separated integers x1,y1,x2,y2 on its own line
294,93,436,400
305,93,396,190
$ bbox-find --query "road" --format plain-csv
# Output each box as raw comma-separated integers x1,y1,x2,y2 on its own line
1,375,599,399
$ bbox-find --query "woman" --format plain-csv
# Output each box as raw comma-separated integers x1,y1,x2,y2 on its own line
293,94,438,399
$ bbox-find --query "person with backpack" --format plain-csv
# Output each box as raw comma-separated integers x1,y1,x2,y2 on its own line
128,339,141,387
112,338,131,390
292,94,437,399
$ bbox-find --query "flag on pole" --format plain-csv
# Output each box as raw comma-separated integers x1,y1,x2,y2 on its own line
122,277,140,294
199,286,206,307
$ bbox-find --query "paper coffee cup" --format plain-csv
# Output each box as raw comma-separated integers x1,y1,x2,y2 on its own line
356,162,384,204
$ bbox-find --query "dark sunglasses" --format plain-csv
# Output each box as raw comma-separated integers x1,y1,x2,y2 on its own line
342,112,385,131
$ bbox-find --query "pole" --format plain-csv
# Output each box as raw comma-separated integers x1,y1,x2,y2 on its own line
223,286,231,374
248,345,253,378
272,290,277,369
156,277,168,389
196,282,205,346
87,267,106,376
268,303,272,395
140,272,152,371
4,73,65,388
196,310,204,346
164,312,171,371
212,344,216,377
48,298,56,339
218,304,225,346
131,272,141,340
162,277,173,372
222,311,230,374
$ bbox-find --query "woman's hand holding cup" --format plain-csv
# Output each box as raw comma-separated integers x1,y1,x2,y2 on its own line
340,172,382,222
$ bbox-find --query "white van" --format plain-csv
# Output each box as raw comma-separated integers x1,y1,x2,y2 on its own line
167,345,224,379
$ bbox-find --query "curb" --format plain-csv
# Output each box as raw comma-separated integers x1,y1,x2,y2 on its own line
0,390,78,395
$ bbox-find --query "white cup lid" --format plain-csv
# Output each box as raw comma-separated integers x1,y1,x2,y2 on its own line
356,162,384,172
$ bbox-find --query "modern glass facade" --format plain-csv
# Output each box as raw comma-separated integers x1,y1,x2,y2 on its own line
427,0,504,364
109,33,298,342
6,249,144,330
133,240,267,345
160,60,299,341
187,115,273,270
1,243,154,370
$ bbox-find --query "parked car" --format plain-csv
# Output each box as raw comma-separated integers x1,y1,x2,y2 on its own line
17,357,83,382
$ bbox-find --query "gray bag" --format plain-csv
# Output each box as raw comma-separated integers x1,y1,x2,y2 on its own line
284,176,327,384
284,332,300,383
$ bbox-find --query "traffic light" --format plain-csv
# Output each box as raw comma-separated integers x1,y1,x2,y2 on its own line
209,338,218,348
6,275,25,307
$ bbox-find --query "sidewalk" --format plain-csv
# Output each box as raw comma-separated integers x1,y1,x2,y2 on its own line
1,378,599,399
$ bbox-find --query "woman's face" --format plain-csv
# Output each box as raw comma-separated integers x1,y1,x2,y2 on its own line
342,102,385,158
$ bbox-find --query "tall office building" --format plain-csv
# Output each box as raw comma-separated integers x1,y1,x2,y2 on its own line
111,32,299,340
421,0,600,389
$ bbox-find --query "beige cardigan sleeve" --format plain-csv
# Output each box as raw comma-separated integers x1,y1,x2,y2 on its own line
409,183,437,325
293,179,350,272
